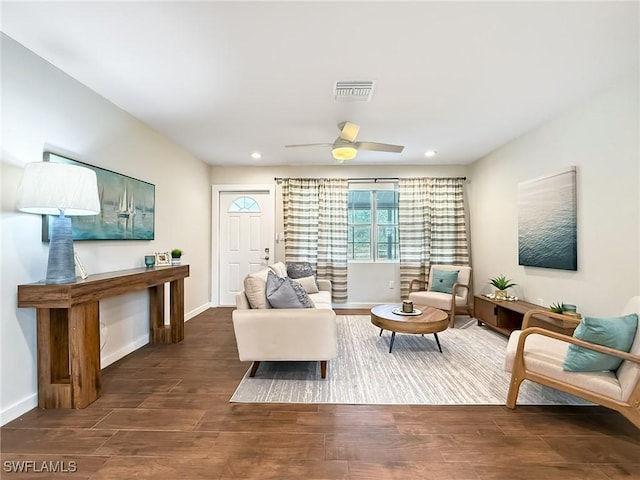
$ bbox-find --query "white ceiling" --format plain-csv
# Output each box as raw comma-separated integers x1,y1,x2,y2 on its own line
2,1,638,167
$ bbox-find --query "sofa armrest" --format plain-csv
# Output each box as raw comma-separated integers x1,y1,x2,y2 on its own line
317,279,331,292
232,308,337,361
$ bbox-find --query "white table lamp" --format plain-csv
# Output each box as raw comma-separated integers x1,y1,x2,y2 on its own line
16,162,101,284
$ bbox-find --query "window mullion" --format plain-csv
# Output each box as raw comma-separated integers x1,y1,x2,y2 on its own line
371,191,377,261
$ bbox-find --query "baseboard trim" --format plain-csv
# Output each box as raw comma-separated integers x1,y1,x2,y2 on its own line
0,393,38,426
101,335,148,368
332,303,380,309
186,303,211,321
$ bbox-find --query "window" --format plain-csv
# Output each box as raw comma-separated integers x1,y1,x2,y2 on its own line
347,188,399,261
228,196,260,212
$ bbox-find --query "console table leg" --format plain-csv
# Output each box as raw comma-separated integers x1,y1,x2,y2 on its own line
68,302,101,408
170,278,185,343
37,308,71,408
149,284,166,343
37,303,101,409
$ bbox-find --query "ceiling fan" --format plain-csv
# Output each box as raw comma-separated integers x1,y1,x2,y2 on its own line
285,121,404,162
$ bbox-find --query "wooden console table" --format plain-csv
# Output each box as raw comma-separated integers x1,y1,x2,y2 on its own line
17,265,190,409
474,294,579,337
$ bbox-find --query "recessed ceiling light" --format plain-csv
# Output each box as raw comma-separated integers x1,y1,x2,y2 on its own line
424,150,437,158
251,152,262,159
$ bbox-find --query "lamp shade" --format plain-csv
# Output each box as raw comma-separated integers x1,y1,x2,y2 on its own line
16,162,101,216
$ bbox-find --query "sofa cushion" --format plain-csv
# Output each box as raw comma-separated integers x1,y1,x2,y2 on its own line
266,271,313,309
429,269,459,294
564,313,638,372
308,290,332,310
243,269,271,309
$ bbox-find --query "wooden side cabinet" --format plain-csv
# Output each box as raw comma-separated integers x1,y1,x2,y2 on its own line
473,294,578,337
18,265,190,409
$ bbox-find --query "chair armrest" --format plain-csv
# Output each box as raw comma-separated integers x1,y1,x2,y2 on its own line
409,279,428,295
518,325,640,365
451,283,469,296
522,309,582,330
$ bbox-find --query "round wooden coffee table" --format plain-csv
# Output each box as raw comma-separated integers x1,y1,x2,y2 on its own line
370,304,449,353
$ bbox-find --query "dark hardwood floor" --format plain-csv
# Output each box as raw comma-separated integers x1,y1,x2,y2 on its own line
2,307,639,479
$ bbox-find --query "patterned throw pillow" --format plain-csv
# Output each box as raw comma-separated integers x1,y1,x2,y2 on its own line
286,262,315,279
265,271,313,309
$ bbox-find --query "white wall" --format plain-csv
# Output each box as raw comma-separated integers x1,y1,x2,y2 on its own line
469,73,639,315
210,164,469,306
0,35,212,424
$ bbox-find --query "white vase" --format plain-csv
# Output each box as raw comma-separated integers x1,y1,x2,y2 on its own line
171,258,181,265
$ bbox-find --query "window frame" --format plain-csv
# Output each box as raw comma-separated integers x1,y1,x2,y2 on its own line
347,183,399,263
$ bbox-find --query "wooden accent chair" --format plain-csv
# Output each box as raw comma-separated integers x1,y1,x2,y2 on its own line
505,296,640,429
407,265,472,328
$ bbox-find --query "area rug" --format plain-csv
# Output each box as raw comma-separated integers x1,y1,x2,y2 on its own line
230,315,586,405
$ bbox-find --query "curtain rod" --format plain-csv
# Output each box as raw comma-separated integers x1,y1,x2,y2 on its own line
274,176,466,182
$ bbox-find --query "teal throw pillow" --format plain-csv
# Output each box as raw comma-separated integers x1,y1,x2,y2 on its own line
429,269,459,294
563,313,638,372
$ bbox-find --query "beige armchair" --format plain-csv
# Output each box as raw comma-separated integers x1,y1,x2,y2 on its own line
408,265,472,327
505,296,640,428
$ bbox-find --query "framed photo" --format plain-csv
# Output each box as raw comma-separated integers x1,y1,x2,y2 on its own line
518,166,577,270
154,251,171,266
43,152,155,241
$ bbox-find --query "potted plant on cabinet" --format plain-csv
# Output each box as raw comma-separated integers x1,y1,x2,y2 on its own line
171,249,183,265
489,275,516,301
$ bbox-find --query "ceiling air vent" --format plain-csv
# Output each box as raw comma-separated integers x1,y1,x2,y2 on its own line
334,81,375,102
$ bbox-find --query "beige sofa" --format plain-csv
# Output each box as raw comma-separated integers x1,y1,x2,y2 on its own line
232,264,337,378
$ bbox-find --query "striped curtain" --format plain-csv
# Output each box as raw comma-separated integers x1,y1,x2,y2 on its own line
282,178,349,302
398,178,469,298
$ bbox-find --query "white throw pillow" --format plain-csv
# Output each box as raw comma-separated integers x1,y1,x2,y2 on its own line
268,262,288,278
243,269,271,309
294,275,319,294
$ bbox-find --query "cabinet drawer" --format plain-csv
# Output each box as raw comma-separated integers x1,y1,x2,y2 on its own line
474,297,497,326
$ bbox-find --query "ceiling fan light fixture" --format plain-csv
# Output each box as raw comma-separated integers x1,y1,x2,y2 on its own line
332,146,357,161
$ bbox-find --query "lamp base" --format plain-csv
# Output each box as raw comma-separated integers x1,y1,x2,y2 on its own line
46,214,77,284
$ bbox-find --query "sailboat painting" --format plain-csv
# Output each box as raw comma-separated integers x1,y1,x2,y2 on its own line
43,152,155,241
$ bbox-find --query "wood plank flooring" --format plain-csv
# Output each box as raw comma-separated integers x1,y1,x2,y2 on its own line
2,308,639,479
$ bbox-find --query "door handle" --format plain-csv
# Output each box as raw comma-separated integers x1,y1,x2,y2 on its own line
264,247,270,262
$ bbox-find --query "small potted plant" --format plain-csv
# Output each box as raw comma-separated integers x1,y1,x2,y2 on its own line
171,249,183,265
489,275,517,301
549,302,565,314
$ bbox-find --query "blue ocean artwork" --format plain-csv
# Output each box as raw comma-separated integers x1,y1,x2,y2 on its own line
518,168,577,270
44,153,155,241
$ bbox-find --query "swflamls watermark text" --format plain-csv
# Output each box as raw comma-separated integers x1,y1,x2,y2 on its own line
3,460,78,473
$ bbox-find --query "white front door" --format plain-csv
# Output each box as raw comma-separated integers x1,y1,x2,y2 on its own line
218,191,274,306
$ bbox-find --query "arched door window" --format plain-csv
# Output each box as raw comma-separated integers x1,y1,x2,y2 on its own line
228,196,260,213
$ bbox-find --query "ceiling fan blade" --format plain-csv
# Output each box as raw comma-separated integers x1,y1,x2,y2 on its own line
284,143,333,148
356,141,404,153
337,121,360,142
